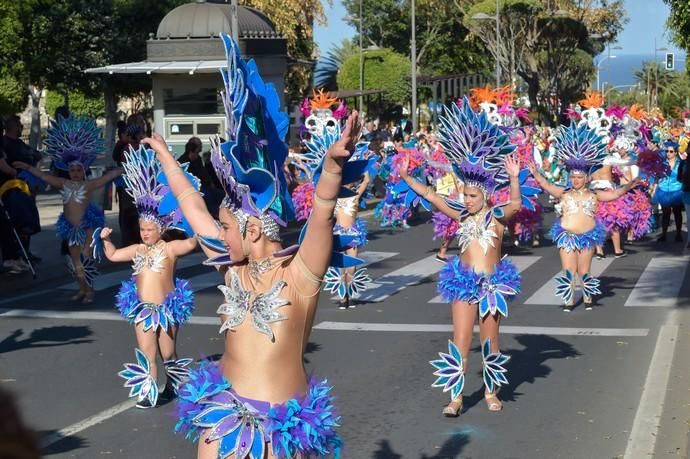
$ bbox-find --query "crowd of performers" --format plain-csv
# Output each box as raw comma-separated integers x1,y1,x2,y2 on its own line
15,31,690,457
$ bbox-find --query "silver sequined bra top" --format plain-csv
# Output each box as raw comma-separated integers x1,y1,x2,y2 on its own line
455,211,498,255
132,241,167,275
335,196,358,217
61,181,87,204
561,193,597,217
217,270,289,341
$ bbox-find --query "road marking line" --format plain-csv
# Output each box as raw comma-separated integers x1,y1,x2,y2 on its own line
625,256,690,307
624,310,680,458
428,256,541,303
523,257,615,305
40,399,136,449
0,308,219,325
313,321,649,336
356,255,440,303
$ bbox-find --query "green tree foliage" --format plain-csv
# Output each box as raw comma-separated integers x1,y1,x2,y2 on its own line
342,0,489,77
46,90,105,119
663,0,690,70
464,0,626,123
337,48,411,106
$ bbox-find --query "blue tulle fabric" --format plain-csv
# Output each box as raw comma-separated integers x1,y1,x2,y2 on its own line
175,361,342,459
653,189,683,207
56,203,105,246
333,218,368,248
549,219,607,252
115,277,194,326
437,257,521,317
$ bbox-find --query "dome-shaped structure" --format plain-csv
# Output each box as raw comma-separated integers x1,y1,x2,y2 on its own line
156,0,280,39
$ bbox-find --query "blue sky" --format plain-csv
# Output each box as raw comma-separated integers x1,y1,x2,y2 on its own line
314,0,685,57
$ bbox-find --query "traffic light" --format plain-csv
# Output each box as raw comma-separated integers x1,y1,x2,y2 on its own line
666,53,675,71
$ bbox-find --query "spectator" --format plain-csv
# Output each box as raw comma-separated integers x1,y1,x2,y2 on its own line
177,137,212,188
201,150,224,219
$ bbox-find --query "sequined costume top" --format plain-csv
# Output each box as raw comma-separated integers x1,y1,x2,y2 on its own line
561,192,597,217
334,196,358,217
132,240,168,275
61,181,87,204
456,211,498,255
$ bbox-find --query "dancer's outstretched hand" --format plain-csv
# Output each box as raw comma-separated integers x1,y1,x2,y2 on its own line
326,111,360,166
505,154,520,178
399,156,410,178
100,227,113,240
526,161,539,177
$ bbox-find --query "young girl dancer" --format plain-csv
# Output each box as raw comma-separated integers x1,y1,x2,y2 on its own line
529,123,639,311
13,115,122,303
400,99,522,416
99,146,198,408
147,35,365,457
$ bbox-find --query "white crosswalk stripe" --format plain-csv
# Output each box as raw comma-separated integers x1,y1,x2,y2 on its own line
625,255,690,307
427,255,542,303
523,256,615,305
356,255,440,303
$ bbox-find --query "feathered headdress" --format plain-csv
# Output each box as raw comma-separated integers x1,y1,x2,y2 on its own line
44,115,104,171
122,145,199,234
554,122,607,174
301,89,347,137
468,85,528,128
437,97,516,196
209,33,295,242
576,91,611,141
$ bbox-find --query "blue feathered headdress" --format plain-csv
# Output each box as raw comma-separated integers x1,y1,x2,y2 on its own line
210,33,294,234
436,97,516,195
123,145,199,235
555,122,607,174
44,115,104,171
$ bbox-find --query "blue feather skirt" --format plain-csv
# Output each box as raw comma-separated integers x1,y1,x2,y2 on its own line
56,203,105,246
175,361,342,459
115,277,194,331
438,257,521,318
549,219,606,252
333,218,368,248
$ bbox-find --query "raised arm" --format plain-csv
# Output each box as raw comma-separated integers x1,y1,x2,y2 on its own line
355,172,370,198
0,158,16,177
596,178,640,202
100,227,138,262
168,236,198,258
498,154,522,223
297,111,361,279
528,161,564,199
13,161,65,189
399,156,461,220
142,134,218,242
86,167,124,192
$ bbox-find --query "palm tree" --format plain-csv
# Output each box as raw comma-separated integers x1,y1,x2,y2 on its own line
313,39,358,91
635,61,677,106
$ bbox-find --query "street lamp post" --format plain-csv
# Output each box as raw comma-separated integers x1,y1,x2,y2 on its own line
471,2,501,88
358,0,363,113
595,55,616,91
654,37,668,108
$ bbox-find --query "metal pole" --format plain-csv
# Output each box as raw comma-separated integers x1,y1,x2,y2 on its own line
495,0,500,87
358,0,363,113
230,0,239,45
596,60,600,92
654,37,658,107
606,44,611,92
411,0,417,133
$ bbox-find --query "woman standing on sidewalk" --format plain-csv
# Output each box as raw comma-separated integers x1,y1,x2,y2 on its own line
529,123,639,311
652,141,684,242
98,146,198,409
399,99,522,417
13,115,122,303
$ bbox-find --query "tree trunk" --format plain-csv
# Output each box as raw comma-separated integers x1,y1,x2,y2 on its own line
28,84,42,150
103,83,118,160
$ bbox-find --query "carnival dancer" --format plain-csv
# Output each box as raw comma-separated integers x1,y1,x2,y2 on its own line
97,146,198,408
528,123,640,311
13,115,122,304
295,90,373,309
148,35,363,457
400,99,522,416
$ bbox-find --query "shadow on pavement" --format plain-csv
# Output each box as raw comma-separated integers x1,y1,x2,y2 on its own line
0,326,93,354
40,431,88,456
463,333,580,411
372,433,471,459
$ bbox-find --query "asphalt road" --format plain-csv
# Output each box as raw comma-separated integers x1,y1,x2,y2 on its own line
2,209,690,459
